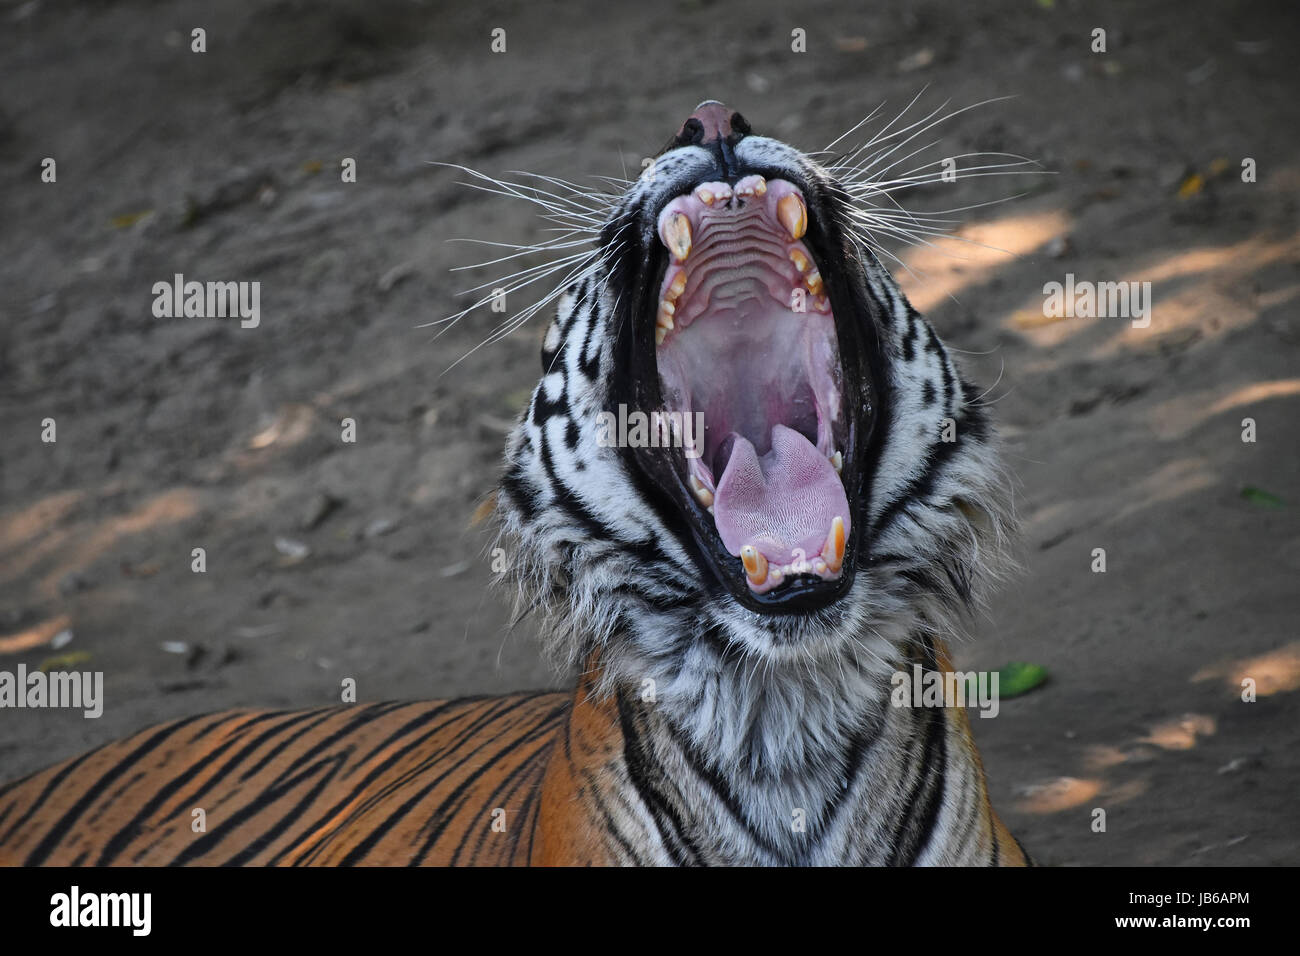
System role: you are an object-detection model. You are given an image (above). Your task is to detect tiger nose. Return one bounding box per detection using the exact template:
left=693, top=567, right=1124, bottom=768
left=678, top=100, right=750, bottom=145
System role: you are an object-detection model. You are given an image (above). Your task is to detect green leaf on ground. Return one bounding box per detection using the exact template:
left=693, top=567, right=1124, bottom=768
left=997, top=661, right=1049, bottom=698
left=1240, top=486, right=1285, bottom=508
left=39, top=651, right=92, bottom=673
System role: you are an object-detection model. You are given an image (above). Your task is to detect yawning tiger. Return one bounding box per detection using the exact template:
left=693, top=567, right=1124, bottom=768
left=0, top=101, right=1030, bottom=866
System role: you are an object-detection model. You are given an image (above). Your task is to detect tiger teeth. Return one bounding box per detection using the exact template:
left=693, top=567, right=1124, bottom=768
left=805, top=270, right=823, bottom=296
left=734, top=175, right=767, bottom=197
left=667, top=270, right=687, bottom=300
left=689, top=475, right=714, bottom=508
left=830, top=450, right=842, bottom=474
left=821, top=516, right=846, bottom=574
left=777, top=193, right=807, bottom=240
left=740, top=545, right=768, bottom=586
left=662, top=212, right=692, bottom=262
left=789, top=248, right=810, bottom=273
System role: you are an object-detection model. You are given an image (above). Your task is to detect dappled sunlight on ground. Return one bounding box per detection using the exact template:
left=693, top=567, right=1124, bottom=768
left=1003, top=231, right=1300, bottom=354
left=896, top=208, right=1071, bottom=313
left=0, top=488, right=201, bottom=603
left=1148, top=378, right=1300, bottom=440
left=1193, top=641, right=1300, bottom=698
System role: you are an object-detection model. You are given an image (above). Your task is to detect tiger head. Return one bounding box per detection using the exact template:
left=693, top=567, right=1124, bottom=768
left=492, top=101, right=1015, bottom=719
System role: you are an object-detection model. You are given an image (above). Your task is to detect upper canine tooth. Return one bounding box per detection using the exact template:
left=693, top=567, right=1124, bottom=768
left=689, top=475, right=714, bottom=508
left=821, top=516, right=846, bottom=573
left=777, top=193, right=807, bottom=240
left=805, top=270, right=823, bottom=296
left=662, top=212, right=692, bottom=261
left=667, top=271, right=687, bottom=300
left=789, top=249, right=810, bottom=273
left=740, top=545, right=769, bottom=586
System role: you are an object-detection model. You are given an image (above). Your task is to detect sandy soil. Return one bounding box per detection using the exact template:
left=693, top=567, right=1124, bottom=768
left=1, top=0, right=1297, bottom=865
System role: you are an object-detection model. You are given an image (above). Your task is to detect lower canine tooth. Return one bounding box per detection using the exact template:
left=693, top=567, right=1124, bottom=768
left=777, top=193, right=807, bottom=240
left=663, top=212, right=692, bottom=262
left=821, top=516, right=846, bottom=573
left=740, top=545, right=768, bottom=586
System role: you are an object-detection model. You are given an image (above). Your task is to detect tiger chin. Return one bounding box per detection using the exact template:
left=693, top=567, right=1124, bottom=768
left=0, top=102, right=1030, bottom=867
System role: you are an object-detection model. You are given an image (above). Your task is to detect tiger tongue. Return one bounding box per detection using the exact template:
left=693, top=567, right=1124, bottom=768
left=712, top=424, right=851, bottom=570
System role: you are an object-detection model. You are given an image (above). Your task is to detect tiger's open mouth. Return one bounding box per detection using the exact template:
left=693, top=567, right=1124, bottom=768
left=599, top=102, right=882, bottom=614
left=653, top=175, right=850, bottom=597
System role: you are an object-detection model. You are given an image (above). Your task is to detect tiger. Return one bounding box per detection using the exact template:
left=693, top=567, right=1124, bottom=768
left=0, top=100, right=1031, bottom=866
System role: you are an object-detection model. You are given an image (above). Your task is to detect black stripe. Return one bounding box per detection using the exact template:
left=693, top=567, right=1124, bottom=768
left=616, top=694, right=703, bottom=866
left=22, top=713, right=214, bottom=865
left=95, top=710, right=295, bottom=864
left=884, top=703, right=946, bottom=866
left=184, top=753, right=351, bottom=866
left=416, top=702, right=568, bottom=865
left=164, top=703, right=413, bottom=864
left=271, top=701, right=477, bottom=865
left=334, top=696, right=543, bottom=865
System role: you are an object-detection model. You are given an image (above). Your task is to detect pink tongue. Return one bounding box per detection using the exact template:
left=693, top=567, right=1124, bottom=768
left=713, top=424, right=850, bottom=567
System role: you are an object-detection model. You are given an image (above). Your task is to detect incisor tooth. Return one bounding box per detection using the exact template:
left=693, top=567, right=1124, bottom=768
left=821, top=516, right=845, bottom=573
left=696, top=187, right=715, bottom=205
left=663, top=212, right=692, bottom=261
left=689, top=475, right=714, bottom=508
left=740, top=545, right=768, bottom=586
left=777, top=193, right=807, bottom=240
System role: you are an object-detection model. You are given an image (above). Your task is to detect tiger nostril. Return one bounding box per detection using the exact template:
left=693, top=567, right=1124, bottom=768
left=677, top=117, right=705, bottom=146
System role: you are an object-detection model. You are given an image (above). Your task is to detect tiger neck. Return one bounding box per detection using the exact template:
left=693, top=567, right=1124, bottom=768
left=535, top=637, right=984, bottom=866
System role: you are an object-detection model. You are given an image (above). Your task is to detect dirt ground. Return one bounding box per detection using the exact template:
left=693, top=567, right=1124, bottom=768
left=1, top=0, right=1297, bottom=866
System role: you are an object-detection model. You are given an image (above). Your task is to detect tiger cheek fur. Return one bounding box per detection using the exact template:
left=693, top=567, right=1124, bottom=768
left=0, top=102, right=1030, bottom=867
